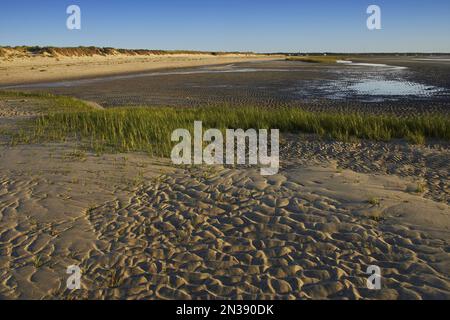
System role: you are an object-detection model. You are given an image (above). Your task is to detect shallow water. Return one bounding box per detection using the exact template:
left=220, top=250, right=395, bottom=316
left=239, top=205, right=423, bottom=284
left=349, top=80, right=444, bottom=96
left=294, top=76, right=449, bottom=102
left=295, top=61, right=449, bottom=101
left=337, top=60, right=407, bottom=70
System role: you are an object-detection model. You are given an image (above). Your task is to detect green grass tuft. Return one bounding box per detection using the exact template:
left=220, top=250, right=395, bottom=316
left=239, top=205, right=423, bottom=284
left=18, top=106, right=450, bottom=157
left=367, top=197, right=381, bottom=206
left=3, top=91, right=449, bottom=156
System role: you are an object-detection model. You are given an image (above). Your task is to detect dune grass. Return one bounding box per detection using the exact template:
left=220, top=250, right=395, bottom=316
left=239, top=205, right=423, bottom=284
left=18, top=105, right=450, bottom=156
left=0, top=46, right=256, bottom=59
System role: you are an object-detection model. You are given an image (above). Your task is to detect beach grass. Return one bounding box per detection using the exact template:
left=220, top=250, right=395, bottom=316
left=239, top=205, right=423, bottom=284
left=0, top=46, right=257, bottom=59
left=15, top=105, right=449, bottom=156
left=3, top=91, right=448, bottom=155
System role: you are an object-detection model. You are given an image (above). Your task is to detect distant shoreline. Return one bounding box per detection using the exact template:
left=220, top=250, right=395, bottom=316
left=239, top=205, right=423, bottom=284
left=0, top=46, right=263, bottom=58
left=0, top=47, right=279, bottom=86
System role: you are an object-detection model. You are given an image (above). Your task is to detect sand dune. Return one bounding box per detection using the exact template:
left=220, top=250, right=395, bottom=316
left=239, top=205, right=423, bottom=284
left=0, top=49, right=277, bottom=86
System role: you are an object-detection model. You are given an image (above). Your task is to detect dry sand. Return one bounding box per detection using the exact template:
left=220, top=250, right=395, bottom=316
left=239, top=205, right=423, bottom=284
left=282, top=134, right=450, bottom=204
left=0, top=53, right=277, bottom=86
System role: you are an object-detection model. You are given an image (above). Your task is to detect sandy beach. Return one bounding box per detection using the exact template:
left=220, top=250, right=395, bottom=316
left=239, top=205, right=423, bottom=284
left=0, top=94, right=449, bottom=299
left=0, top=49, right=277, bottom=86
left=0, top=141, right=449, bottom=299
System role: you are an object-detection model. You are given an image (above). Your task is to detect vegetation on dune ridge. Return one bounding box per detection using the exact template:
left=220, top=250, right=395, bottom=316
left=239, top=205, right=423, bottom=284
left=2, top=91, right=448, bottom=155
left=0, top=46, right=257, bottom=58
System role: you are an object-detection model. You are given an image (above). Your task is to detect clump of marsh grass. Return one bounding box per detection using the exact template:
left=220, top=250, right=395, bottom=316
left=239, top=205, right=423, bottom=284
left=23, top=106, right=450, bottom=156
left=406, top=131, right=426, bottom=145
left=367, top=197, right=381, bottom=206
left=3, top=91, right=449, bottom=156
left=32, top=255, right=46, bottom=268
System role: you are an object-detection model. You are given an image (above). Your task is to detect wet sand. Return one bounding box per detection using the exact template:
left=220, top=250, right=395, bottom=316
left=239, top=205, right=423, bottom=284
left=5, top=57, right=450, bottom=116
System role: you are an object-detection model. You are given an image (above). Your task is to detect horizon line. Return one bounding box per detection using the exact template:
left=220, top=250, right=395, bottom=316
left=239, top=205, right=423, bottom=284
left=1, top=45, right=450, bottom=55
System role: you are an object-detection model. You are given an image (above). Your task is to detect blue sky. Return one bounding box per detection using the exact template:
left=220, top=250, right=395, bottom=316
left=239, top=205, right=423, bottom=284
left=0, top=0, right=449, bottom=52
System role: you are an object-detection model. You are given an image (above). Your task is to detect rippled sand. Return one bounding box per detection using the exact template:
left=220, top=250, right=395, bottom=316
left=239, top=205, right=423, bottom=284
left=0, top=140, right=448, bottom=299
